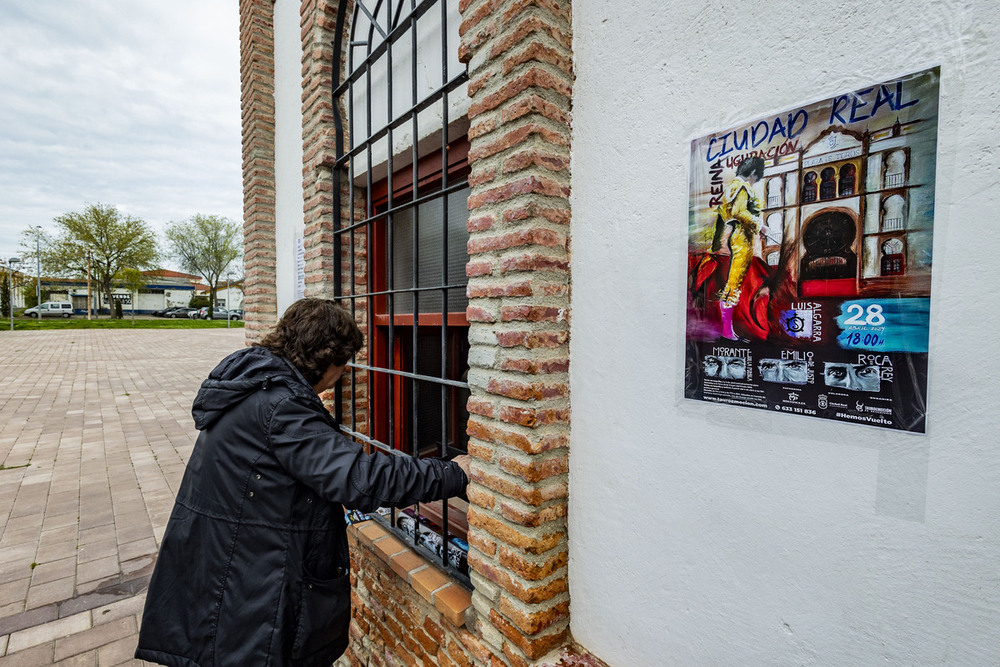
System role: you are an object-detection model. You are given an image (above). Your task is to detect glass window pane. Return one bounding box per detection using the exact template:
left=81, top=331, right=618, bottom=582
left=390, top=187, right=469, bottom=314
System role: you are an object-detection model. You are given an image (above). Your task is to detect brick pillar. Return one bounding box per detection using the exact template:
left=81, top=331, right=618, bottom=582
left=240, top=0, right=279, bottom=340
left=301, top=0, right=339, bottom=300
left=300, top=0, right=370, bottom=435
left=459, top=0, right=574, bottom=663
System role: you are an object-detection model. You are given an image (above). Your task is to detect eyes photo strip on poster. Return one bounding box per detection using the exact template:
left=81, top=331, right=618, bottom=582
left=823, top=362, right=881, bottom=392
left=758, top=358, right=810, bottom=385
left=703, top=355, right=748, bottom=380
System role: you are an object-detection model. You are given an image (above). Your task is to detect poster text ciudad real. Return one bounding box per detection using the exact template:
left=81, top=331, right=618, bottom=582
left=685, top=67, right=939, bottom=433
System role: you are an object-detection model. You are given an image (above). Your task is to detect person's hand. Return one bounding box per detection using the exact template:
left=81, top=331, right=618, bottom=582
left=451, top=454, right=471, bottom=477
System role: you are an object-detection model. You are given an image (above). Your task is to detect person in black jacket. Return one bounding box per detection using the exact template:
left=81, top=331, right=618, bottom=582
left=136, top=298, right=470, bottom=667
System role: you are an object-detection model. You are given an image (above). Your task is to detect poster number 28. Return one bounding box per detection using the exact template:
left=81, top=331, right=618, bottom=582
left=843, top=304, right=885, bottom=326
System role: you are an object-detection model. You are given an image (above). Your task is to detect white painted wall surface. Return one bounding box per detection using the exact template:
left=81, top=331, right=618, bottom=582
left=274, top=0, right=305, bottom=316
left=569, top=1, right=1000, bottom=664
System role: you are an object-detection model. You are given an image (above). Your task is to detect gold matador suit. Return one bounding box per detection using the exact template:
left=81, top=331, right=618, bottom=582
left=716, top=177, right=762, bottom=306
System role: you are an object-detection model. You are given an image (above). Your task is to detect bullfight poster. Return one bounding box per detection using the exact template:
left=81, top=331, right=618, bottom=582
left=685, top=67, right=939, bottom=433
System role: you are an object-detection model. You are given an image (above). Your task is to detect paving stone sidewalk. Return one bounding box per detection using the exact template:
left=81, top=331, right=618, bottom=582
left=0, top=329, right=245, bottom=666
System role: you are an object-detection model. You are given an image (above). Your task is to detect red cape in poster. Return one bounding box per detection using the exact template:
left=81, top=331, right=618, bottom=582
left=684, top=68, right=938, bottom=433
left=689, top=252, right=773, bottom=341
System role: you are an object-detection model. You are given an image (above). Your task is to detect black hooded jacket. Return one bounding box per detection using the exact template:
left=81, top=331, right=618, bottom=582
left=135, top=347, right=468, bottom=667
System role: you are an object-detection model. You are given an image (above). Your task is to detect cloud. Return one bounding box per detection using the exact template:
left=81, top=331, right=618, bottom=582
left=0, top=0, right=242, bottom=260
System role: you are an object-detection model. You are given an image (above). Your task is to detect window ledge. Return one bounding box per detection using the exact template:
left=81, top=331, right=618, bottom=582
left=348, top=519, right=472, bottom=627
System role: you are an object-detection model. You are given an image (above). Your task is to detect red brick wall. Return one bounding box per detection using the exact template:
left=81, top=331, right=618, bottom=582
left=240, top=0, right=279, bottom=341
left=306, top=0, right=370, bottom=441
left=458, top=0, right=575, bottom=663
left=301, top=0, right=339, bottom=300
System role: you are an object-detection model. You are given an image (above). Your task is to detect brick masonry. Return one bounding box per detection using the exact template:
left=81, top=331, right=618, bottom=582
left=240, top=0, right=279, bottom=342
left=458, top=0, right=576, bottom=663
left=300, top=0, right=339, bottom=300
left=242, top=0, right=608, bottom=664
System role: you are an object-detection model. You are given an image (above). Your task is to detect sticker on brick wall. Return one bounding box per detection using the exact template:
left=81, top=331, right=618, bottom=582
left=684, top=67, right=939, bottom=433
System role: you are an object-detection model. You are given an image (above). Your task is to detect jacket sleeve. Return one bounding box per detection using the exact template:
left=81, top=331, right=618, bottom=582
left=267, top=395, right=468, bottom=512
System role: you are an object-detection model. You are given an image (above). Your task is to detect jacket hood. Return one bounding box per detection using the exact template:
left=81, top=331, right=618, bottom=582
left=192, top=347, right=317, bottom=430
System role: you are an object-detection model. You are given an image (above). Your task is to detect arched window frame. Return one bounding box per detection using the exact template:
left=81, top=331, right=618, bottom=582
left=330, top=0, right=472, bottom=580
left=802, top=171, right=818, bottom=203
left=880, top=237, right=905, bottom=276
left=767, top=176, right=783, bottom=209
left=838, top=163, right=856, bottom=197
left=881, top=194, right=907, bottom=232
left=884, top=149, right=907, bottom=188
left=819, top=167, right=836, bottom=200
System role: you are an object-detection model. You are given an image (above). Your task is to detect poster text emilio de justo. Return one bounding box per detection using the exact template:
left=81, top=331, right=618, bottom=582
left=685, top=68, right=938, bottom=433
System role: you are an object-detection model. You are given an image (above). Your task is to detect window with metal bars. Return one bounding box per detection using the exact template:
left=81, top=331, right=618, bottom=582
left=331, top=0, right=472, bottom=583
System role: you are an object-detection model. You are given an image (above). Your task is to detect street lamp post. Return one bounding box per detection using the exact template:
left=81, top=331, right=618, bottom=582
left=34, top=227, right=41, bottom=311
left=226, top=271, right=233, bottom=329
left=7, top=257, right=20, bottom=331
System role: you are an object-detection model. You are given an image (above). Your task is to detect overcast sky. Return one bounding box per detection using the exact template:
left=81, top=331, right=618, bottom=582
left=0, top=1, right=242, bottom=265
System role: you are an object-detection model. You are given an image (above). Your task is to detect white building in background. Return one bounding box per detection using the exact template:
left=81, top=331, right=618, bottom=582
left=45, top=269, right=201, bottom=315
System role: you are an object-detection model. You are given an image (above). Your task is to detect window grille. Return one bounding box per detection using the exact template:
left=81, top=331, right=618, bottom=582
left=882, top=217, right=904, bottom=231
left=885, top=171, right=905, bottom=188
left=838, top=164, right=856, bottom=196
left=802, top=171, right=817, bottom=203
left=819, top=167, right=836, bottom=200
left=331, top=0, right=471, bottom=583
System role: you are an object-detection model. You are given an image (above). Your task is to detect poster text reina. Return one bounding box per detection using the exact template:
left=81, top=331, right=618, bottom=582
left=685, top=68, right=938, bottom=433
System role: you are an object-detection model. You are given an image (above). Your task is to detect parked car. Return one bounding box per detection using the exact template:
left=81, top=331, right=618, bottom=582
left=24, top=301, right=74, bottom=318
left=230, top=309, right=244, bottom=320
left=152, top=306, right=184, bottom=317
left=193, top=307, right=238, bottom=320
left=165, top=307, right=197, bottom=319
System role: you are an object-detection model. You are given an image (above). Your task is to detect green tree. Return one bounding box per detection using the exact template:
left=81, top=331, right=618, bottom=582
left=165, top=214, right=242, bottom=319
left=39, top=204, right=159, bottom=318
left=0, top=269, right=9, bottom=318
left=115, top=267, right=147, bottom=324
left=20, top=280, right=51, bottom=309
left=189, top=295, right=211, bottom=309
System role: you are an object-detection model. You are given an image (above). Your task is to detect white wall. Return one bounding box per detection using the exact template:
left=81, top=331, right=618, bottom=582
left=274, top=0, right=305, bottom=316
left=569, top=1, right=1000, bottom=664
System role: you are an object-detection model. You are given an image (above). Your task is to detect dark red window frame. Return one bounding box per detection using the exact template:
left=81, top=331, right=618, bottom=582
left=368, top=136, right=471, bottom=457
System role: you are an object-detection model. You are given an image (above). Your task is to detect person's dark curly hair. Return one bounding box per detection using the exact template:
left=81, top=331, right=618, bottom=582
left=254, top=298, right=364, bottom=386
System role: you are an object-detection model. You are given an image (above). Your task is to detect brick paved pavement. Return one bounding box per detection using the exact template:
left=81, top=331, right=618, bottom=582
left=0, top=329, right=245, bottom=666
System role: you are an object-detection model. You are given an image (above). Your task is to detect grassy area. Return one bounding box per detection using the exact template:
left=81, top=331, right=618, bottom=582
left=4, top=317, right=244, bottom=330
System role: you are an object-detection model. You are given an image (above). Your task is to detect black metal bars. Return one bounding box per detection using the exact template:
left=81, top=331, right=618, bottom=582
left=332, top=0, right=470, bottom=581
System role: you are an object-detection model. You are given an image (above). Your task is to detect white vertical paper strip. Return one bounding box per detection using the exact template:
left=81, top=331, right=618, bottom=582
left=295, top=236, right=305, bottom=300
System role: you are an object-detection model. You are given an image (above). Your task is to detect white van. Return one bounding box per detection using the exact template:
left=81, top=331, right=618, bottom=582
left=24, top=301, right=74, bottom=318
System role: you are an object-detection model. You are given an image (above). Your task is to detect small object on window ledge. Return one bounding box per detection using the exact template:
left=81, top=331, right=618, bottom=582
left=344, top=509, right=370, bottom=525
left=396, top=509, right=469, bottom=574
